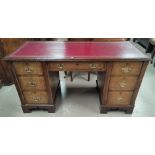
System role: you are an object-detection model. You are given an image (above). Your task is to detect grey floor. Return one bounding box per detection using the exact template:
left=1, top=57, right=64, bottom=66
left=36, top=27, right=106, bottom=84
left=0, top=43, right=155, bottom=117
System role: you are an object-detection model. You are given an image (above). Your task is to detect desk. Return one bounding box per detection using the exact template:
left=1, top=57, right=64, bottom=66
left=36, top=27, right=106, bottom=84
left=5, top=41, right=150, bottom=114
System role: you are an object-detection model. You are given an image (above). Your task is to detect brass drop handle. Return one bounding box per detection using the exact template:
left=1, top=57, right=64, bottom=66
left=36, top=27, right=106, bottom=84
left=117, top=97, right=124, bottom=103
left=121, top=66, right=132, bottom=73
left=57, top=64, right=64, bottom=69
left=33, top=97, right=41, bottom=102
left=119, top=81, right=127, bottom=88
left=24, top=66, right=33, bottom=73
left=90, top=64, right=97, bottom=69
left=28, top=81, right=37, bottom=87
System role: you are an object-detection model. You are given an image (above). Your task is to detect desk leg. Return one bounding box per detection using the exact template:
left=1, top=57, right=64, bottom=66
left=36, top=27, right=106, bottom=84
left=21, top=105, right=56, bottom=113
left=22, top=107, right=31, bottom=113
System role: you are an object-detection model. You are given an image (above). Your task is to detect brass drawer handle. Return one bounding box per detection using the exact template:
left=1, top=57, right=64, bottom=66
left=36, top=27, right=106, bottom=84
left=28, top=81, right=37, bottom=87
left=117, top=97, right=124, bottom=103
left=90, top=64, right=97, bottom=69
left=119, top=81, right=127, bottom=88
left=32, top=97, right=41, bottom=102
left=121, top=67, right=132, bottom=73
left=57, top=64, right=64, bottom=69
left=24, top=66, right=33, bottom=73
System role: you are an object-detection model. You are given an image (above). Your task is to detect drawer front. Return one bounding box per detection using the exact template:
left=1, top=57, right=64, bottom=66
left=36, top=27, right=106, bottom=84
left=48, top=62, right=106, bottom=71
left=23, top=91, right=48, bottom=104
left=109, top=76, right=138, bottom=91
left=111, top=62, right=142, bottom=75
left=107, top=91, right=133, bottom=105
left=13, top=62, right=43, bottom=75
left=19, top=76, right=46, bottom=91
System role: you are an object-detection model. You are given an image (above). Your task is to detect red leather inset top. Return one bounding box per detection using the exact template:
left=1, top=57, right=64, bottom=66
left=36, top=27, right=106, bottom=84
left=5, top=41, right=149, bottom=61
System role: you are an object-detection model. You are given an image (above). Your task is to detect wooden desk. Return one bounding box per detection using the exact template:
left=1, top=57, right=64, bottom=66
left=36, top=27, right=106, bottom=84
left=4, top=41, right=150, bottom=114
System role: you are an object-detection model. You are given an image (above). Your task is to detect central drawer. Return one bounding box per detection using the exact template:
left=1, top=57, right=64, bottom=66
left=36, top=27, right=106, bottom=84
left=19, top=76, right=46, bottom=91
left=48, top=62, right=106, bottom=71
left=23, top=91, right=48, bottom=104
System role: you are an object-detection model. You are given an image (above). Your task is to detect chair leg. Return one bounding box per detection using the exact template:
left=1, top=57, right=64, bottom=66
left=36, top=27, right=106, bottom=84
left=151, top=47, right=155, bottom=64
left=70, top=72, right=73, bottom=81
left=146, top=43, right=154, bottom=53
left=64, top=71, right=68, bottom=78
left=88, top=72, right=90, bottom=81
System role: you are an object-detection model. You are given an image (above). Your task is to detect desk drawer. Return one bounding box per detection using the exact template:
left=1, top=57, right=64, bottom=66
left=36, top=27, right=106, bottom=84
left=48, top=62, right=106, bottom=71
left=13, top=62, right=43, bottom=75
left=107, top=91, right=133, bottom=105
left=109, top=76, right=138, bottom=91
left=111, top=62, right=142, bottom=75
left=23, top=91, right=48, bottom=104
left=19, top=76, right=46, bottom=91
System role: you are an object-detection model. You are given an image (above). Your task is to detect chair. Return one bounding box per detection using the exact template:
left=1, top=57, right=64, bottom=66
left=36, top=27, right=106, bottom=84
left=133, top=38, right=150, bottom=51
left=149, top=39, right=155, bottom=66
left=66, top=38, right=93, bottom=81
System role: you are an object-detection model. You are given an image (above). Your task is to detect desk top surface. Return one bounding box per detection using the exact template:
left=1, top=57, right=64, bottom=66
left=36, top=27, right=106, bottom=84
left=5, top=41, right=150, bottom=61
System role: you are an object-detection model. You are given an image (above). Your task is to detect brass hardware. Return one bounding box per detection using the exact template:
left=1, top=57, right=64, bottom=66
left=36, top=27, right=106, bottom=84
left=117, top=97, right=124, bottom=103
left=121, top=66, right=131, bottom=73
left=32, top=97, right=41, bottom=102
left=119, top=81, right=127, bottom=88
left=57, top=64, right=64, bottom=69
left=28, top=81, right=36, bottom=87
left=90, top=64, right=97, bottom=69
left=24, top=66, right=33, bottom=73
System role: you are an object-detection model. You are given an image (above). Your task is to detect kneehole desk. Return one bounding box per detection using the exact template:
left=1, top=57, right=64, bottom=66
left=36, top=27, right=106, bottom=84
left=4, top=41, right=150, bottom=114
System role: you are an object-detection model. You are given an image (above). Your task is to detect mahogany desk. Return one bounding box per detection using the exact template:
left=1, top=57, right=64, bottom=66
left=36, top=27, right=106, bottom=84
left=4, top=41, right=150, bottom=114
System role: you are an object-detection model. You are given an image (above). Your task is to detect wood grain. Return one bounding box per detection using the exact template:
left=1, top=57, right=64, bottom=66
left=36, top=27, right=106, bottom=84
left=111, top=62, right=142, bottom=75
left=48, top=61, right=106, bottom=71
left=13, top=62, right=43, bottom=75
left=23, top=91, right=48, bottom=104
left=18, top=76, right=46, bottom=91
left=109, top=76, right=138, bottom=91
left=107, top=91, right=133, bottom=105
